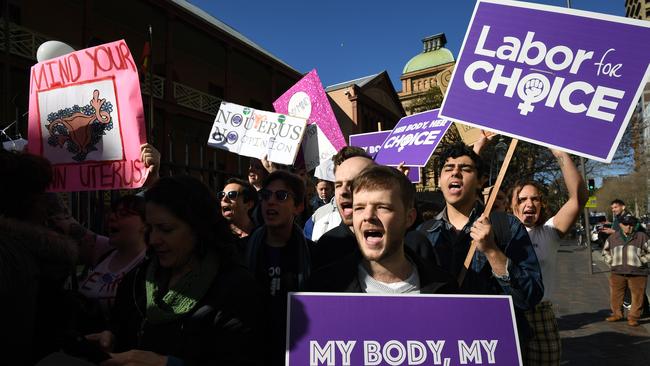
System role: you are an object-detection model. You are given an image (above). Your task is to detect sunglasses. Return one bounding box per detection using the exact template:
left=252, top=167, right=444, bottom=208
left=217, top=190, right=240, bottom=200
left=259, top=189, right=293, bottom=202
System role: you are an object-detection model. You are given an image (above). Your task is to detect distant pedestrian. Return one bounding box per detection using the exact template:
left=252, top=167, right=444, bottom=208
left=601, top=199, right=629, bottom=235
left=309, top=179, right=333, bottom=212
left=602, top=213, right=650, bottom=327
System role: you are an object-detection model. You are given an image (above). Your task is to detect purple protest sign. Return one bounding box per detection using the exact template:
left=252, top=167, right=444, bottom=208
left=439, top=0, right=650, bottom=163
left=286, top=293, right=522, bottom=366
left=349, top=131, right=421, bottom=183
left=373, top=109, right=451, bottom=167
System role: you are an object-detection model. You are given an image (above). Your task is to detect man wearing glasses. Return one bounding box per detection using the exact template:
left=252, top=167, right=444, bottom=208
left=218, top=178, right=258, bottom=238
left=603, top=213, right=650, bottom=327
left=241, top=170, right=313, bottom=366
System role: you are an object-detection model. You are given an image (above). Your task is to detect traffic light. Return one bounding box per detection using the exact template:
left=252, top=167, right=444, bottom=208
left=588, top=178, right=595, bottom=194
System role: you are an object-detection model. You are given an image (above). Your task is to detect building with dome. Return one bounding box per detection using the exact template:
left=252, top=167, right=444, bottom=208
left=398, top=33, right=455, bottom=115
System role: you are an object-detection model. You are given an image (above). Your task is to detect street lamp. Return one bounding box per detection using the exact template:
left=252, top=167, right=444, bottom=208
left=489, top=136, right=508, bottom=185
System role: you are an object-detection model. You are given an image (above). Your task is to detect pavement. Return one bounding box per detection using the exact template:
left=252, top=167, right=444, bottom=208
left=554, top=239, right=650, bottom=365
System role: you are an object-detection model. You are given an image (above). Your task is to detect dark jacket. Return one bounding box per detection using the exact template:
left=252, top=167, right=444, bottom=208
left=415, top=204, right=543, bottom=344
left=308, top=246, right=458, bottom=294
left=110, top=253, right=264, bottom=366
left=416, top=205, right=543, bottom=309
left=312, top=221, right=359, bottom=270
left=603, top=229, right=650, bottom=276
left=239, top=223, right=313, bottom=366
left=0, top=217, right=79, bottom=365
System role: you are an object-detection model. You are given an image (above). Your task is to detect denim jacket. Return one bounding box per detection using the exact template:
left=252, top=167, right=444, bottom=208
left=420, top=203, right=543, bottom=311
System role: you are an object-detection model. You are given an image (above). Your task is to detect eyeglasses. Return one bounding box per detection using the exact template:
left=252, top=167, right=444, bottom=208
left=259, top=189, right=293, bottom=202
left=217, top=191, right=240, bottom=200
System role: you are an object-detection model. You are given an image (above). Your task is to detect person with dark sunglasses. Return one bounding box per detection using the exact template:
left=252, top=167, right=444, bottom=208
left=219, top=178, right=258, bottom=239
left=241, top=170, right=313, bottom=366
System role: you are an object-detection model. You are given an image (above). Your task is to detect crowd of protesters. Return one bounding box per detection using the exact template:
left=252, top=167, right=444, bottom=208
left=2, top=129, right=648, bottom=366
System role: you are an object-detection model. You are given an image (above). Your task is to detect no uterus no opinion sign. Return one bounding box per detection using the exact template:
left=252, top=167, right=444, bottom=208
left=440, top=0, right=650, bottom=162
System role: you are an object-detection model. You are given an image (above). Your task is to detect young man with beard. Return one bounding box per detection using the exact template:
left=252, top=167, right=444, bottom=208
left=413, top=142, right=543, bottom=348
left=241, top=170, right=312, bottom=366
left=602, top=199, right=629, bottom=235
left=507, top=149, right=587, bottom=365
left=219, top=178, right=258, bottom=238
left=311, top=147, right=375, bottom=269
left=309, top=165, right=457, bottom=294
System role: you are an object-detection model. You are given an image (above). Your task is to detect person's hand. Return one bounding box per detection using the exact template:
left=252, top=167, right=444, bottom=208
left=141, top=143, right=161, bottom=187
left=48, top=213, right=84, bottom=237
left=396, top=161, right=410, bottom=177
left=260, top=154, right=277, bottom=173
left=101, top=350, right=167, bottom=366
left=472, top=130, right=495, bottom=155
left=550, top=148, right=568, bottom=159
left=601, top=227, right=615, bottom=235
left=85, top=330, right=115, bottom=353
left=470, top=214, right=497, bottom=253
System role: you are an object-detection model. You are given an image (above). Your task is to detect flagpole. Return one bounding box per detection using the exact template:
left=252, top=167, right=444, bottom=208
left=148, top=25, right=154, bottom=143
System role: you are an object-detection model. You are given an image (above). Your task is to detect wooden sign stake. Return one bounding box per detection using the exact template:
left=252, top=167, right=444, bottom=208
left=457, top=138, right=519, bottom=286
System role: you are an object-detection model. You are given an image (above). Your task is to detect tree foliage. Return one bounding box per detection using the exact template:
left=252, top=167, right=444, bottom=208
left=595, top=170, right=648, bottom=217
left=412, top=86, right=645, bottom=216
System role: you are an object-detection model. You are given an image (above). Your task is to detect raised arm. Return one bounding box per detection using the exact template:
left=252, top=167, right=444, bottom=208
left=551, top=149, right=588, bottom=236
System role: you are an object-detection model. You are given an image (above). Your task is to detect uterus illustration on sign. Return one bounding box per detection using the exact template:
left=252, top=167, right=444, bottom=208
left=38, top=79, right=124, bottom=164
left=45, top=88, right=115, bottom=162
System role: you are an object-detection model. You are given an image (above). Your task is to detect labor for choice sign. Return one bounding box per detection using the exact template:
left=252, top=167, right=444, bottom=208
left=440, top=0, right=650, bottom=162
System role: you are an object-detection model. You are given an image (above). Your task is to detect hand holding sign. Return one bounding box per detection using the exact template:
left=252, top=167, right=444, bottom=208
left=140, top=143, right=160, bottom=187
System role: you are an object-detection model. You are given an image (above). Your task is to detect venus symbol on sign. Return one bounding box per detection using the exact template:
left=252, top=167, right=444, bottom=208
left=517, top=74, right=551, bottom=115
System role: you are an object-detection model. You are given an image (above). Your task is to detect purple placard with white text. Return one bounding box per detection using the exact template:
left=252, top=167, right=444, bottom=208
left=373, top=109, right=451, bottom=167
left=349, top=131, right=421, bottom=183
left=439, top=0, right=650, bottom=163
left=286, top=293, right=522, bottom=366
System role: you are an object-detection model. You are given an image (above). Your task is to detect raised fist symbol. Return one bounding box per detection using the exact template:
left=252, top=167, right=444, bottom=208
left=523, top=78, right=545, bottom=98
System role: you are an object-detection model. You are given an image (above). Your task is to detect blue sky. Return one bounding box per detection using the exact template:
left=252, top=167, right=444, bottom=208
left=189, top=0, right=631, bottom=183
left=190, top=0, right=624, bottom=91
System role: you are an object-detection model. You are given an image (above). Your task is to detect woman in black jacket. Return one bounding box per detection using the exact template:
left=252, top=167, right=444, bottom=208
left=87, top=175, right=264, bottom=366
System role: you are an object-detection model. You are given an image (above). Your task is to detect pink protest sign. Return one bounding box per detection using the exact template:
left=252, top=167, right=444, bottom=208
left=273, top=69, right=346, bottom=173
left=28, top=40, right=148, bottom=192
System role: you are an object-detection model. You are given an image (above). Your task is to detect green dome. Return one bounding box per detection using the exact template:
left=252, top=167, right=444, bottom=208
left=403, top=47, right=455, bottom=74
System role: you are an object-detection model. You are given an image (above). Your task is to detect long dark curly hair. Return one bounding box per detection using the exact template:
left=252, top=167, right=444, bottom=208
left=144, top=175, right=233, bottom=257
left=507, top=180, right=550, bottom=227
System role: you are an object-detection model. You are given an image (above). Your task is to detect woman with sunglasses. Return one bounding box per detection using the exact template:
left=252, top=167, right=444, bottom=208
left=219, top=178, right=258, bottom=238
left=87, top=175, right=263, bottom=366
